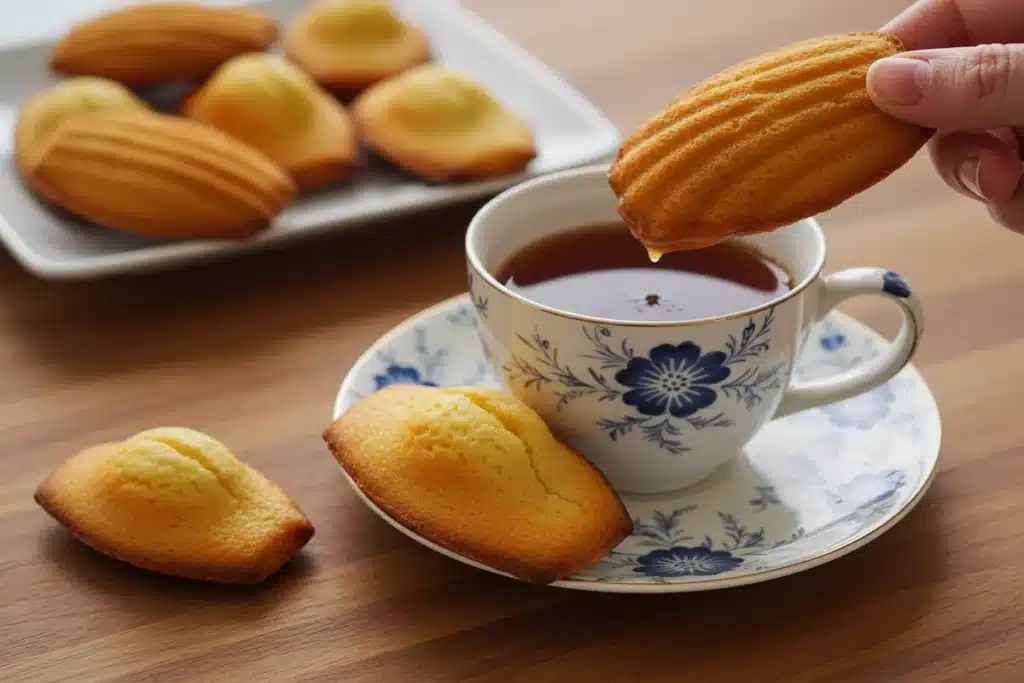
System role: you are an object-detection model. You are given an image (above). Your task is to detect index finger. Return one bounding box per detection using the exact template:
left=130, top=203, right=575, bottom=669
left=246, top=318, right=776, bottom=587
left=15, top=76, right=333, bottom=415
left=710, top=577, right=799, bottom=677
left=881, top=0, right=1024, bottom=51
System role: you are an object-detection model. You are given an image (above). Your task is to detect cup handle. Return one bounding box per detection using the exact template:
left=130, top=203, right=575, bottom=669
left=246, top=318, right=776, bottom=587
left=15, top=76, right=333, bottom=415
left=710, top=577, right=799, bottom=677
left=774, top=267, right=923, bottom=419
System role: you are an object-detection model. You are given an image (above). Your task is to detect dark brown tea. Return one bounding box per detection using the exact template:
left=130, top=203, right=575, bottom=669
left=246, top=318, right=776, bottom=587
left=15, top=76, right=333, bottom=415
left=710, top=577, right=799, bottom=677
left=495, top=222, right=792, bottom=322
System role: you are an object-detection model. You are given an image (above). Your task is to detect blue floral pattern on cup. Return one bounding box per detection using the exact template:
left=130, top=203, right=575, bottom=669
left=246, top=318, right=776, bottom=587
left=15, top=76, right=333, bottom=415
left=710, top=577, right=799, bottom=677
left=467, top=270, right=489, bottom=320
left=503, top=308, right=786, bottom=454
left=336, top=296, right=940, bottom=588
left=616, top=342, right=731, bottom=418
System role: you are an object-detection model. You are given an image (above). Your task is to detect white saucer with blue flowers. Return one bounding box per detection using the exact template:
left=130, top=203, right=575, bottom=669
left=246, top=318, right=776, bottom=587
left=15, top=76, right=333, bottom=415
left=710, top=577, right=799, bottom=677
left=333, top=294, right=941, bottom=593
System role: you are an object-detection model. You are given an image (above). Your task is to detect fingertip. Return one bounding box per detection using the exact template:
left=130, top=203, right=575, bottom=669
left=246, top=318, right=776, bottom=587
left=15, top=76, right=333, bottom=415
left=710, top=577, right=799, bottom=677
left=929, top=131, right=1023, bottom=203
left=976, top=152, right=1023, bottom=204
left=867, top=57, right=926, bottom=109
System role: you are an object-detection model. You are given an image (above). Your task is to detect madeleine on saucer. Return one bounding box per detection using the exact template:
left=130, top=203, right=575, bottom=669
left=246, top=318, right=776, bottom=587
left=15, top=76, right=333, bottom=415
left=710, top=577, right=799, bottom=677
left=323, top=384, right=632, bottom=584
left=35, top=427, right=315, bottom=584
left=283, top=0, right=432, bottom=94
left=351, top=65, right=536, bottom=182
left=183, top=52, right=360, bottom=190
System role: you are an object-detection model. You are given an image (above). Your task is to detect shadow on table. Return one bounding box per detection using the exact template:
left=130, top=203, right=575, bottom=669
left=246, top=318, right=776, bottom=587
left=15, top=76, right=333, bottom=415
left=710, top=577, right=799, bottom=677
left=0, top=200, right=484, bottom=378
left=38, top=524, right=317, bottom=619
left=338, top=487, right=947, bottom=682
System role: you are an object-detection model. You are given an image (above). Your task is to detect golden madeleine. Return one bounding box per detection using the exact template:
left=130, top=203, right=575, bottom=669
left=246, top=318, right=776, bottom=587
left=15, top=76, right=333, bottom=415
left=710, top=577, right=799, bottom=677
left=14, top=77, right=149, bottom=174
left=50, top=2, right=279, bottom=86
left=184, top=53, right=360, bottom=191
left=35, top=427, right=315, bottom=584
left=283, top=0, right=431, bottom=93
left=25, top=110, right=296, bottom=240
left=609, top=32, right=934, bottom=254
left=323, top=385, right=632, bottom=584
left=351, top=65, right=536, bottom=182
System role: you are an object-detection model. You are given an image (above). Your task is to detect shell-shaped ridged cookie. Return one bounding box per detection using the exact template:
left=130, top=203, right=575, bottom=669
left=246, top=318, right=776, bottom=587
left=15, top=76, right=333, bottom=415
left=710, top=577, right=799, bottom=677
left=609, top=32, right=935, bottom=253
left=351, top=65, right=536, bottom=182
left=283, top=0, right=432, bottom=93
left=25, top=111, right=297, bottom=239
left=183, top=53, right=360, bottom=191
left=50, top=3, right=278, bottom=85
left=14, top=76, right=149, bottom=174
left=35, top=427, right=315, bottom=584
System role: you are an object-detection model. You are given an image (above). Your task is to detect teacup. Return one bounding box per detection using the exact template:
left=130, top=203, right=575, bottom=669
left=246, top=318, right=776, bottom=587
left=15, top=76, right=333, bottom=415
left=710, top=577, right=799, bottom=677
left=464, top=164, right=923, bottom=495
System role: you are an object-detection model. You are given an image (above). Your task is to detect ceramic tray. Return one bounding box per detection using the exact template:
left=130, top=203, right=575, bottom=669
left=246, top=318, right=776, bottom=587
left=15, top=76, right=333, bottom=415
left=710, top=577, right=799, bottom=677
left=0, top=0, right=620, bottom=279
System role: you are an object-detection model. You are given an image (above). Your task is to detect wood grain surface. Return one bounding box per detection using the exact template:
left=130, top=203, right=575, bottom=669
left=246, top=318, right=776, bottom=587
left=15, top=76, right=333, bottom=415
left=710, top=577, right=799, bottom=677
left=3, top=0, right=1024, bottom=681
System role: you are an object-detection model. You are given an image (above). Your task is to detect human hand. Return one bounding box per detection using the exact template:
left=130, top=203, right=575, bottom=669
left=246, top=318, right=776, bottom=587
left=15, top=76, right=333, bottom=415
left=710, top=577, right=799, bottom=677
left=866, top=0, right=1024, bottom=230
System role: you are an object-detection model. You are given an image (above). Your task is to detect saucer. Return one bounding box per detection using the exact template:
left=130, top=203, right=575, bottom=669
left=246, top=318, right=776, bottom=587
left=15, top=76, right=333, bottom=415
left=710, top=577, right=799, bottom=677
left=332, top=294, right=941, bottom=593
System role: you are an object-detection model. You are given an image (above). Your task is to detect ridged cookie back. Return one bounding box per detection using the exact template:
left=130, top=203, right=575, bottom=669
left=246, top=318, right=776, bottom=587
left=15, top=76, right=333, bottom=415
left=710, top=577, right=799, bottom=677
left=50, top=3, right=278, bottom=85
left=609, top=32, right=934, bottom=252
left=26, top=111, right=297, bottom=239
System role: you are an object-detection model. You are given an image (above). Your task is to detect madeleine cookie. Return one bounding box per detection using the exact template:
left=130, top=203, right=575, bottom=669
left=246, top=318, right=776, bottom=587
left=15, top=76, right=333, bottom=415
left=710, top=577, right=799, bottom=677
left=50, top=3, right=278, bottom=86
left=351, top=65, right=536, bottom=182
left=14, top=77, right=149, bottom=175
left=323, top=385, right=632, bottom=584
left=24, top=110, right=296, bottom=240
left=183, top=53, right=360, bottom=191
left=35, top=427, right=315, bottom=584
left=609, top=32, right=934, bottom=254
left=283, top=0, right=431, bottom=94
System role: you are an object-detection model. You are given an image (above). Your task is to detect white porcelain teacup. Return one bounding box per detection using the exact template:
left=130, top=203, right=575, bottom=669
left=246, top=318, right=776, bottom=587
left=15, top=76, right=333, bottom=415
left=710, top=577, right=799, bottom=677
left=465, top=164, right=923, bottom=495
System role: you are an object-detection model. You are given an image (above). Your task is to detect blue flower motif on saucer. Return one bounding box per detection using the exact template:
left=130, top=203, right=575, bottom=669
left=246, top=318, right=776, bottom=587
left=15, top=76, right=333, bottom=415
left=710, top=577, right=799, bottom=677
left=616, top=343, right=731, bottom=418
left=584, top=505, right=811, bottom=582
left=506, top=308, right=786, bottom=455
left=633, top=546, right=743, bottom=577
left=373, top=364, right=438, bottom=390
left=882, top=271, right=911, bottom=298
left=347, top=305, right=491, bottom=404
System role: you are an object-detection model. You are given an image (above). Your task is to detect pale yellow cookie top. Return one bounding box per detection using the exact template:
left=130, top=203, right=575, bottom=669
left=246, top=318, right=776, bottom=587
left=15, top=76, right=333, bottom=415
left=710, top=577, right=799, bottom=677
left=36, top=427, right=314, bottom=582
left=15, top=76, right=148, bottom=169
left=283, top=0, right=432, bottom=90
left=306, top=0, right=409, bottom=45
left=186, top=53, right=334, bottom=133
left=324, top=385, right=630, bottom=582
left=357, top=65, right=507, bottom=135
left=350, top=64, right=536, bottom=181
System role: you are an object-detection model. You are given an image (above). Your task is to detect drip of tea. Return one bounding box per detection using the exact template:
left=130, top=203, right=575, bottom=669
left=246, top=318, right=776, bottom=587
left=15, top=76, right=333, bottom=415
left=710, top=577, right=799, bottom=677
left=495, top=222, right=792, bottom=322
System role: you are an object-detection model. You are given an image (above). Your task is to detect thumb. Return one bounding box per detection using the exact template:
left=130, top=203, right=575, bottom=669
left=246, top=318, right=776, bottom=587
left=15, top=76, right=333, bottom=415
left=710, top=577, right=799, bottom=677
left=867, top=44, right=1024, bottom=131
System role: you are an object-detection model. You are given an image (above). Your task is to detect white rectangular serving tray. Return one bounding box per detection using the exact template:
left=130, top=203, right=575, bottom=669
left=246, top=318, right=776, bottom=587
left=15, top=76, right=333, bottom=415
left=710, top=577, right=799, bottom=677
left=0, top=0, right=620, bottom=280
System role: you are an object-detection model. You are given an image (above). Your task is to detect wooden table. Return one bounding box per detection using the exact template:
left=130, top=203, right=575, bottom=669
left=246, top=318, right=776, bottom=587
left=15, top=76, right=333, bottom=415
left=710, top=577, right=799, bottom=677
left=3, top=0, right=1023, bottom=680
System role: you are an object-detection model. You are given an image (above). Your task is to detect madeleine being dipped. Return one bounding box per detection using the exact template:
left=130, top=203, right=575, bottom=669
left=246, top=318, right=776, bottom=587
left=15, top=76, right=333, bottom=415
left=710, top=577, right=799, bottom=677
left=184, top=53, right=360, bottom=191
left=351, top=65, right=536, bottom=182
left=35, top=427, right=314, bottom=584
left=323, top=385, right=632, bottom=584
left=283, top=0, right=432, bottom=94
left=609, top=32, right=934, bottom=254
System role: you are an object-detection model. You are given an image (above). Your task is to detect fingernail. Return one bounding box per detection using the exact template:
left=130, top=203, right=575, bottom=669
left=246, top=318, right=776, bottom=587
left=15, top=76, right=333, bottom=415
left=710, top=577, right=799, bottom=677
left=956, top=157, right=982, bottom=199
left=869, top=57, right=927, bottom=106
